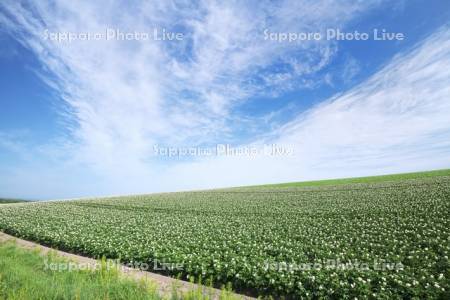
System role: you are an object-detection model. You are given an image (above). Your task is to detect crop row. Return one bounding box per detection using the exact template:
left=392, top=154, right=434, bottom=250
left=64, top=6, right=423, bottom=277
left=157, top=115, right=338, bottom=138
left=0, top=177, right=449, bottom=298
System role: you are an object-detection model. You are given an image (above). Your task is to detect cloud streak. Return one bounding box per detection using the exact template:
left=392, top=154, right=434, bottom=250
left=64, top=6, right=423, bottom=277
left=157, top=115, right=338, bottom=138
left=155, top=26, right=450, bottom=190
left=0, top=1, right=449, bottom=198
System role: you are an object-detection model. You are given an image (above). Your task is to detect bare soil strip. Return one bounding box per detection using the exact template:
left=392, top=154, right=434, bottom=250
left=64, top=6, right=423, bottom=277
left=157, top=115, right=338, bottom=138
left=0, top=232, right=254, bottom=299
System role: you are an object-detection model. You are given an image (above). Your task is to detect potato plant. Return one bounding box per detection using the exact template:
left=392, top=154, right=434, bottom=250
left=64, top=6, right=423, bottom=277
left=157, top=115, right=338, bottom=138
left=0, top=176, right=449, bottom=298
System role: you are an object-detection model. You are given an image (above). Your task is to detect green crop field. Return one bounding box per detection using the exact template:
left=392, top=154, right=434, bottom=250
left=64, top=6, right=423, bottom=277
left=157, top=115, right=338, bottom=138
left=0, top=170, right=449, bottom=298
left=0, top=198, right=29, bottom=204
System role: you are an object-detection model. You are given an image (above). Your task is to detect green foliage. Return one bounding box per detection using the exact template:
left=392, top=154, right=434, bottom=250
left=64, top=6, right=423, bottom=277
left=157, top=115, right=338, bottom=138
left=0, top=174, right=449, bottom=298
left=0, top=199, right=29, bottom=204
left=248, top=168, right=450, bottom=188
left=0, top=241, right=162, bottom=300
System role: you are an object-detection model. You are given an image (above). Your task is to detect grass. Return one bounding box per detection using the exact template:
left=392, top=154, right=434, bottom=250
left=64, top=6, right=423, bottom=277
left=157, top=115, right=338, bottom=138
left=0, top=241, right=162, bottom=300
left=253, top=168, right=450, bottom=188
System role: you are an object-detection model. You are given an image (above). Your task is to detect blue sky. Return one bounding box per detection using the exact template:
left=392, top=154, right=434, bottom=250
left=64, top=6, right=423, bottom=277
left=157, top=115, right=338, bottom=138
left=0, top=0, right=449, bottom=199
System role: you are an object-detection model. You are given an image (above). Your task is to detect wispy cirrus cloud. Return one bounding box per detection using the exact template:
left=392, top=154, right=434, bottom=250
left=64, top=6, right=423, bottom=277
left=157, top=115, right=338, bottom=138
left=274, top=26, right=450, bottom=172
left=0, top=1, right=382, bottom=172
left=1, top=1, right=449, bottom=199
left=155, top=26, right=450, bottom=190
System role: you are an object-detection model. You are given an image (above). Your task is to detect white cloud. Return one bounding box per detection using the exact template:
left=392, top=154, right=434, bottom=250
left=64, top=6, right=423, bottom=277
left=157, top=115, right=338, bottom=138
left=1, top=1, right=449, bottom=199
left=151, top=26, right=450, bottom=190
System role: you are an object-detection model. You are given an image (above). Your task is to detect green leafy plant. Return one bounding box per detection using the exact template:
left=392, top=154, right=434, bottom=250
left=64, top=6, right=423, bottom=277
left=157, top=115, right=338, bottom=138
left=0, top=173, right=449, bottom=298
